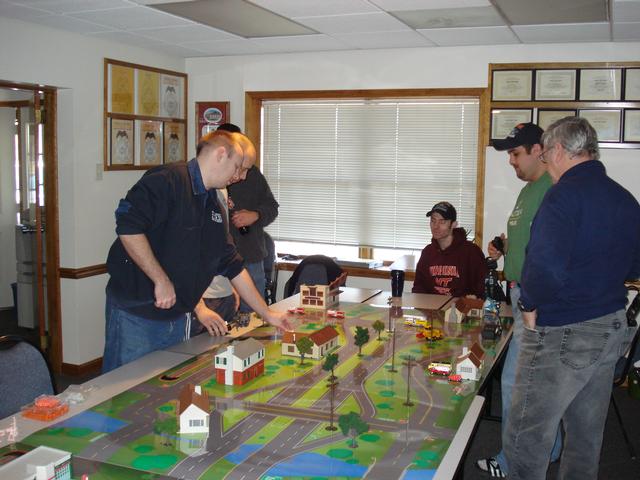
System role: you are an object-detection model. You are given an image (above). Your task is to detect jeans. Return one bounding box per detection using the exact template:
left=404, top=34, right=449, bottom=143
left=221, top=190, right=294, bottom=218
left=495, top=286, right=562, bottom=473
left=239, top=261, right=266, bottom=313
left=102, top=293, right=189, bottom=373
left=191, top=294, right=238, bottom=336
left=504, top=310, right=631, bottom=480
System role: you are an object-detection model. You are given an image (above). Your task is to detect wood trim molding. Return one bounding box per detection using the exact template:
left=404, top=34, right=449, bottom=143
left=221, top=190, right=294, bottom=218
left=0, top=100, right=30, bottom=108
left=61, top=357, right=102, bottom=377
left=59, top=264, right=108, bottom=279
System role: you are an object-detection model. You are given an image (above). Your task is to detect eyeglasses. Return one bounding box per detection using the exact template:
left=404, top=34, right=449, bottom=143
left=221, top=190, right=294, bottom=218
left=537, top=149, right=550, bottom=163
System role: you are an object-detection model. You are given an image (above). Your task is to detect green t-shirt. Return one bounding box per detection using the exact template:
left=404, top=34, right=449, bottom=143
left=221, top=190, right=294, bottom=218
left=504, top=172, right=552, bottom=282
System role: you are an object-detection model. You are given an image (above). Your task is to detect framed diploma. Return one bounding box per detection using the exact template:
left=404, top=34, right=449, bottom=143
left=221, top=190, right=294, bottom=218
left=623, top=109, right=640, bottom=142
left=164, top=122, right=186, bottom=163
left=537, top=109, right=577, bottom=131
left=137, top=120, right=163, bottom=166
left=579, top=69, right=622, bottom=101
left=535, top=70, right=577, bottom=101
left=490, top=109, right=533, bottom=140
left=624, top=68, right=640, bottom=101
left=109, top=119, right=134, bottom=166
left=578, top=109, right=621, bottom=142
left=492, top=70, right=533, bottom=101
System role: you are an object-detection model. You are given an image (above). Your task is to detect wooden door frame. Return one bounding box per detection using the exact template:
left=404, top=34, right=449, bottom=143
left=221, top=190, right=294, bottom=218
left=0, top=81, right=62, bottom=373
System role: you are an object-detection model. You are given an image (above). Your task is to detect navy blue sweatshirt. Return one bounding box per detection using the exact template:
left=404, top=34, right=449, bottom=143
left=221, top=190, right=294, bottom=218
left=520, top=160, right=640, bottom=326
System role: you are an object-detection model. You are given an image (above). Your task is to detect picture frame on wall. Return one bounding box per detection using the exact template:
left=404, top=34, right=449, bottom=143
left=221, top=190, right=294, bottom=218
left=109, top=118, right=134, bottom=166
left=623, top=109, right=640, bottom=142
left=137, top=120, right=163, bottom=166
left=490, top=109, right=533, bottom=140
left=196, top=101, right=230, bottom=142
left=164, top=122, right=186, bottom=163
left=579, top=68, right=622, bottom=101
left=625, top=68, right=640, bottom=101
left=537, top=109, right=577, bottom=131
left=535, top=69, right=577, bottom=101
left=578, top=109, right=621, bottom=142
left=492, top=70, right=533, bottom=101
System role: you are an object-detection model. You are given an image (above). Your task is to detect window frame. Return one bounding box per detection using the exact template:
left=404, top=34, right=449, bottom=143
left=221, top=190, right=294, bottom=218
left=245, top=88, right=489, bottom=249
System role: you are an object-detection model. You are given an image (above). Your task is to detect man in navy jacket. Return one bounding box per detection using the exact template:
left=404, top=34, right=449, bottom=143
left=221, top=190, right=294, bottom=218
left=504, top=116, right=640, bottom=479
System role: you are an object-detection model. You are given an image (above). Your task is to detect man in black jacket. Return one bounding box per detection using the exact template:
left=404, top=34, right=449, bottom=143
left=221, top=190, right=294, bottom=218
left=103, top=130, right=290, bottom=372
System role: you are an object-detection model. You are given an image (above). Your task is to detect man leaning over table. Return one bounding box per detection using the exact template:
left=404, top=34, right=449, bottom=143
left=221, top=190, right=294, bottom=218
left=504, top=116, right=640, bottom=480
left=103, top=130, right=291, bottom=373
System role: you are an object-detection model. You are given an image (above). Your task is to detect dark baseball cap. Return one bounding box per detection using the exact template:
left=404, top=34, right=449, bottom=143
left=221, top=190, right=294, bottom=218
left=493, top=122, right=543, bottom=151
left=427, top=202, right=456, bottom=221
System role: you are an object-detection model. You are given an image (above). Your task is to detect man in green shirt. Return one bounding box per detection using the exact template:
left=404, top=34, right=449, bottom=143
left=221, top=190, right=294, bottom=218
left=476, top=123, right=560, bottom=478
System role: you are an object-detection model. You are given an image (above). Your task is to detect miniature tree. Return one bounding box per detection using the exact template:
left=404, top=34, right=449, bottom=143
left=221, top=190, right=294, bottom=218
left=354, top=326, right=370, bottom=357
left=338, top=411, right=369, bottom=448
left=322, top=352, right=339, bottom=381
left=372, top=320, right=385, bottom=340
left=296, top=336, right=314, bottom=366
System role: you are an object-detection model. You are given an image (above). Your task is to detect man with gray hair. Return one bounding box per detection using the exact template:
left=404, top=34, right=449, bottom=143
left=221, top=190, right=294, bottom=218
left=504, top=116, right=640, bottom=479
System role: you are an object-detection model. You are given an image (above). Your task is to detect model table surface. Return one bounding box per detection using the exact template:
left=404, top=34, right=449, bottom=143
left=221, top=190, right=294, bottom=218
left=0, top=299, right=511, bottom=480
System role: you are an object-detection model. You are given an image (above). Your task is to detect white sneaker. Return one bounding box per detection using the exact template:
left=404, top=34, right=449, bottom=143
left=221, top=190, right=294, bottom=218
left=476, top=457, right=506, bottom=478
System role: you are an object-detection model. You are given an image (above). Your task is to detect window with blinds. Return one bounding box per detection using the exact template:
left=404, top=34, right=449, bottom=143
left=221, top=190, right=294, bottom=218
left=262, top=98, right=480, bottom=251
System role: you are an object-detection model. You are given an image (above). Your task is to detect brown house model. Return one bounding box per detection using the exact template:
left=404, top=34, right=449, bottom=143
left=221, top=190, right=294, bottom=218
left=177, top=384, right=210, bottom=434
left=299, top=272, right=348, bottom=310
left=445, top=297, right=484, bottom=323
left=281, top=325, right=339, bottom=360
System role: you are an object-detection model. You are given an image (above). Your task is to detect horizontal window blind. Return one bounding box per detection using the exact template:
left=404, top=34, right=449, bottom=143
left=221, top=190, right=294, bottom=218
left=262, top=98, right=479, bottom=250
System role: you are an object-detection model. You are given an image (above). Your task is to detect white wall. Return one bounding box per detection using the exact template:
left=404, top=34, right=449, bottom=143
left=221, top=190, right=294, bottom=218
left=0, top=16, right=185, bottom=364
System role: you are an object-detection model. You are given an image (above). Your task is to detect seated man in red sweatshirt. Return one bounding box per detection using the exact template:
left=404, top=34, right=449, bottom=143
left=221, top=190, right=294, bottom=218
left=412, top=202, right=487, bottom=298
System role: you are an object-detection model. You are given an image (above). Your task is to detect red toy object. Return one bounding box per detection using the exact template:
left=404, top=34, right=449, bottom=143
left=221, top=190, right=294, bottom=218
left=448, top=374, right=463, bottom=383
left=327, top=310, right=345, bottom=319
left=22, top=395, right=69, bottom=421
left=287, top=307, right=305, bottom=314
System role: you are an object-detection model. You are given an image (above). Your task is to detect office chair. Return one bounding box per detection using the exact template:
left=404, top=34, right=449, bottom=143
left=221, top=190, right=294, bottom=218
left=610, top=286, right=640, bottom=459
left=263, top=232, right=277, bottom=305
left=0, top=335, right=55, bottom=418
left=283, top=255, right=345, bottom=298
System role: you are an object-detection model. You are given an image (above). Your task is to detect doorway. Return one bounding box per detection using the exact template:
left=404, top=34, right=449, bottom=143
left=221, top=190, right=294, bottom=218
left=0, top=82, right=61, bottom=372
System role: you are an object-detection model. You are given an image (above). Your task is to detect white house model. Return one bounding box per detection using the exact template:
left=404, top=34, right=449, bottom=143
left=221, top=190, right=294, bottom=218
left=455, top=343, right=485, bottom=381
left=214, top=338, right=265, bottom=386
left=299, top=272, right=347, bottom=310
left=177, top=384, right=210, bottom=434
left=0, top=446, right=71, bottom=480
left=281, top=326, right=339, bottom=360
left=445, top=297, right=484, bottom=323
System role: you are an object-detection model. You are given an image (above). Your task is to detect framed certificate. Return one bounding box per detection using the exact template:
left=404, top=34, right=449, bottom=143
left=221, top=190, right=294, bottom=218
left=137, top=120, right=163, bottom=166
left=624, top=68, right=640, bottom=101
left=109, top=118, right=134, bottom=166
left=537, top=109, right=577, bottom=131
left=535, top=70, right=577, bottom=101
left=578, top=109, right=621, bottom=142
left=579, top=69, right=622, bottom=101
left=490, top=109, right=533, bottom=140
left=492, top=70, right=533, bottom=101
left=623, top=109, right=640, bottom=142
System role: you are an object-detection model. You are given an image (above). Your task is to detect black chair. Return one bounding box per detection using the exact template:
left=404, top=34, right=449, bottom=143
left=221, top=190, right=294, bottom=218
left=610, top=286, right=640, bottom=459
left=0, top=335, right=55, bottom=418
left=263, top=232, right=277, bottom=305
left=283, top=255, right=345, bottom=298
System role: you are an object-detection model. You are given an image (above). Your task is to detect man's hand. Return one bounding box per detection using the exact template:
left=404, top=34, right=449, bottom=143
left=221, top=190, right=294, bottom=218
left=522, top=310, right=537, bottom=330
left=488, top=233, right=507, bottom=260
left=195, top=302, right=229, bottom=336
left=232, top=210, right=259, bottom=228
left=262, top=308, right=293, bottom=331
left=154, top=278, right=177, bottom=309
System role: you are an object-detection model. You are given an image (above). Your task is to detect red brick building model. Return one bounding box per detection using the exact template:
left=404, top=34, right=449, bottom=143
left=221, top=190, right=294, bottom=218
left=281, top=325, right=339, bottom=360
left=214, top=338, right=265, bottom=386
left=300, top=272, right=348, bottom=310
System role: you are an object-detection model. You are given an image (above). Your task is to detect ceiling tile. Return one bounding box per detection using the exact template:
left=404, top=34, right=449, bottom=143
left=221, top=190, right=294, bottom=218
left=494, top=0, right=607, bottom=25
left=143, top=42, right=207, bottom=57
left=18, top=0, right=134, bottom=14
left=134, top=24, right=238, bottom=43
left=180, top=38, right=270, bottom=56
left=252, top=33, right=350, bottom=53
left=0, top=2, right=51, bottom=20
left=419, top=25, right=518, bottom=46
left=391, top=6, right=504, bottom=29
left=293, top=11, right=411, bottom=34
left=69, top=6, right=192, bottom=30
left=333, top=29, right=435, bottom=49
left=26, top=14, right=114, bottom=33
left=512, top=22, right=610, bottom=43
left=613, top=21, right=640, bottom=40
left=370, top=0, right=491, bottom=11
left=90, top=30, right=165, bottom=46
left=249, top=0, right=379, bottom=18
left=612, top=0, right=640, bottom=22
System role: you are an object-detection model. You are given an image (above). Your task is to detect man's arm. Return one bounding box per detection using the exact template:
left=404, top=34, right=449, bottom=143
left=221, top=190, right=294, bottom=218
left=194, top=299, right=228, bottom=336
left=119, top=234, right=175, bottom=309
left=230, top=269, right=292, bottom=331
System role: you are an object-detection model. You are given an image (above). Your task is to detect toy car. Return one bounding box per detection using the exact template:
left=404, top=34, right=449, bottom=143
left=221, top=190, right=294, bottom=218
left=417, top=328, right=443, bottom=341
left=448, top=374, right=462, bottom=383
left=287, top=307, right=305, bottom=314
left=427, top=362, right=452, bottom=376
left=327, top=310, right=345, bottom=319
